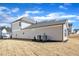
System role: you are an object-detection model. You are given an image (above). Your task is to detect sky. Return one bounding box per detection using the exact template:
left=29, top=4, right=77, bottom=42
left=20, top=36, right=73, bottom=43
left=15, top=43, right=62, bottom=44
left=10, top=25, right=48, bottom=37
left=0, top=3, right=79, bottom=29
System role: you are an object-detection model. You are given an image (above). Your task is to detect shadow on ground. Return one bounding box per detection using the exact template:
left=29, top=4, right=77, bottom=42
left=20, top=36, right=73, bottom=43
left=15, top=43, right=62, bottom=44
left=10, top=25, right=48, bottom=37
left=1, top=38, right=68, bottom=43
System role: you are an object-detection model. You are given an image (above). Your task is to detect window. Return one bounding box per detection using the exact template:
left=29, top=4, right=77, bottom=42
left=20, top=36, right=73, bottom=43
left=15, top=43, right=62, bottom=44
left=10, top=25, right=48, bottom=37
left=16, top=34, right=17, bottom=36
left=64, top=29, right=67, bottom=36
left=65, top=30, right=66, bottom=36
left=23, top=32, right=24, bottom=35
left=19, top=22, right=21, bottom=26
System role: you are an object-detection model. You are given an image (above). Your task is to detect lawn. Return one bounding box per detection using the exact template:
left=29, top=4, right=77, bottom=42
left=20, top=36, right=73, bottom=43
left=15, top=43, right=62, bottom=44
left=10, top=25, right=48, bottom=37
left=0, top=34, right=79, bottom=56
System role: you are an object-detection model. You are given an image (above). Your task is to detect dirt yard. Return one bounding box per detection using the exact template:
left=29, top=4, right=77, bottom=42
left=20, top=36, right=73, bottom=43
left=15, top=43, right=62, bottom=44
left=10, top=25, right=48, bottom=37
left=0, top=34, right=79, bottom=56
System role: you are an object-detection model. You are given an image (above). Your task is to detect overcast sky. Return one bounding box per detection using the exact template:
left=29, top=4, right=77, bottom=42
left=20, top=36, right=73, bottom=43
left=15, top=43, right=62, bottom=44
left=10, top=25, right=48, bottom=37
left=0, top=3, right=79, bottom=29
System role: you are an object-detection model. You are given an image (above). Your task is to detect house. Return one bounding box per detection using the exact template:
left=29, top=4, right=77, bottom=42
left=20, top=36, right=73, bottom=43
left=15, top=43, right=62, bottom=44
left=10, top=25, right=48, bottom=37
left=68, top=23, right=73, bottom=35
left=73, top=29, right=79, bottom=34
left=12, top=17, right=69, bottom=41
left=1, top=26, right=11, bottom=38
left=74, top=29, right=79, bottom=33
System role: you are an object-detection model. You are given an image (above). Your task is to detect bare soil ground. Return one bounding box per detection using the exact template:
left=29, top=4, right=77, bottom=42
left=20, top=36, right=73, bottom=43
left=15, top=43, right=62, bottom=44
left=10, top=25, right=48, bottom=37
left=0, top=34, right=79, bottom=56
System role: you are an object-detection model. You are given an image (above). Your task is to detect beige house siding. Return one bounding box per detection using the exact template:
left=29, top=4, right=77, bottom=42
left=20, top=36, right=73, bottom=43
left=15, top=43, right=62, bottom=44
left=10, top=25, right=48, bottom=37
left=12, top=21, right=21, bottom=32
left=12, top=21, right=21, bottom=38
left=12, top=24, right=64, bottom=41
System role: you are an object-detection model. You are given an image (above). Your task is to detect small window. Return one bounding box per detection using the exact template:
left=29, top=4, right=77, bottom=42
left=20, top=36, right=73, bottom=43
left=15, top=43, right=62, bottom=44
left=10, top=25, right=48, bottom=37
left=23, top=32, right=24, bottom=35
left=16, top=34, right=17, bottom=36
left=19, top=22, right=21, bottom=26
left=64, top=29, right=67, bottom=36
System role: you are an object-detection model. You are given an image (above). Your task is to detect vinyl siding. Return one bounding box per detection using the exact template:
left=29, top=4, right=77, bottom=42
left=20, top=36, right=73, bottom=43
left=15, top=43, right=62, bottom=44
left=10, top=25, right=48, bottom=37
left=12, top=24, right=63, bottom=41
left=12, top=21, right=21, bottom=32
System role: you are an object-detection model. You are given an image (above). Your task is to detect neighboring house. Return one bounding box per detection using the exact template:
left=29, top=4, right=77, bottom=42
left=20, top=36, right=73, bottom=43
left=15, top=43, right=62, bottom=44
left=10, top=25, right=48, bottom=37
left=68, top=23, right=73, bottom=35
left=1, top=26, right=11, bottom=38
left=76, top=31, right=79, bottom=34
left=12, top=17, right=69, bottom=41
left=74, top=29, right=79, bottom=33
left=74, top=29, right=79, bottom=34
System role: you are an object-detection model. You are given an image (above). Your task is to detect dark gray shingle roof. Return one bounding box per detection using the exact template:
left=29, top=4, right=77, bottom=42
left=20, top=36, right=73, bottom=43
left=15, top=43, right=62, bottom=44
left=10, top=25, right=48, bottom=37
left=23, top=19, right=67, bottom=29
left=12, top=17, right=35, bottom=24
